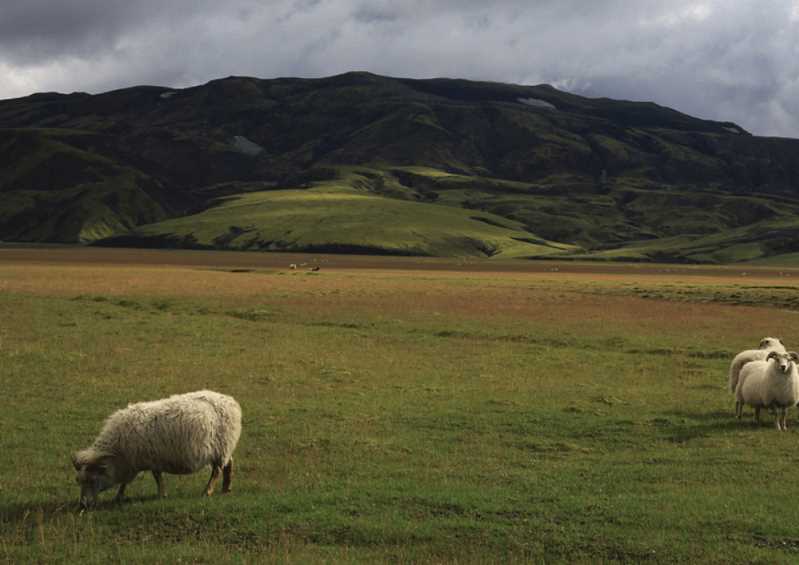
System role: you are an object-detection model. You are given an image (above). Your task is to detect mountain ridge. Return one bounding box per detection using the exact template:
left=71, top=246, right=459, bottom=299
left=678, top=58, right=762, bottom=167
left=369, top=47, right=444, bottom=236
left=1, top=72, right=798, bottom=262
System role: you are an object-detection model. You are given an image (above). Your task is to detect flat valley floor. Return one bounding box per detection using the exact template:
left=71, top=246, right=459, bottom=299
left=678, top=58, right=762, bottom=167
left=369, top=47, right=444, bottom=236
left=2, top=247, right=799, bottom=563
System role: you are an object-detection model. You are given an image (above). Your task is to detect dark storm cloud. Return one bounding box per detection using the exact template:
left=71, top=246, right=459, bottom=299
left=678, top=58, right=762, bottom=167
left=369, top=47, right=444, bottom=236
left=0, top=1, right=221, bottom=62
left=1, top=0, right=798, bottom=137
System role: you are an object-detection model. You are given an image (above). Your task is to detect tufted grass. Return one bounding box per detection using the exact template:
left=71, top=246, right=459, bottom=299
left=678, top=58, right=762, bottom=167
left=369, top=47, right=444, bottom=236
left=2, top=249, right=799, bottom=563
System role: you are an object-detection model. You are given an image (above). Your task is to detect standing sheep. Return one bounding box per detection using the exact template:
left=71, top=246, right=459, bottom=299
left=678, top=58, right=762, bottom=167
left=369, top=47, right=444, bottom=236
left=735, top=351, right=799, bottom=430
left=72, top=390, right=242, bottom=508
left=728, top=337, right=786, bottom=395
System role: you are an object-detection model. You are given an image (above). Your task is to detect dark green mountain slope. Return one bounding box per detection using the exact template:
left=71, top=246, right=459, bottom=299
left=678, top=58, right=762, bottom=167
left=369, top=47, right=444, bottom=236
left=1, top=72, right=798, bottom=261
left=0, top=128, right=167, bottom=242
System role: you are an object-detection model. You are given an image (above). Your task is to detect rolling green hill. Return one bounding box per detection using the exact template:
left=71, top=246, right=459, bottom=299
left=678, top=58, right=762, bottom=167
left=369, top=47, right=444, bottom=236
left=102, top=170, right=574, bottom=258
left=1, top=72, right=798, bottom=262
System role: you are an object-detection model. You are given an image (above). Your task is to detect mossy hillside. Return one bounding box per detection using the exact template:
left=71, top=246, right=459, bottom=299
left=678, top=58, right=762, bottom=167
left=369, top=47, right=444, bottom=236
left=0, top=179, right=166, bottom=243
left=126, top=176, right=574, bottom=258
left=0, top=129, right=167, bottom=242
left=376, top=166, right=799, bottom=260
left=0, top=128, right=116, bottom=191
left=2, top=72, right=799, bottom=261
left=555, top=217, right=799, bottom=264
left=747, top=252, right=799, bottom=266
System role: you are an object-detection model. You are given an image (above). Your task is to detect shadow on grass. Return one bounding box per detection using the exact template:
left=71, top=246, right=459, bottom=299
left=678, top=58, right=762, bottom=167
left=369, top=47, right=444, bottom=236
left=0, top=499, right=77, bottom=525
left=0, top=494, right=163, bottom=524
left=656, top=409, right=755, bottom=443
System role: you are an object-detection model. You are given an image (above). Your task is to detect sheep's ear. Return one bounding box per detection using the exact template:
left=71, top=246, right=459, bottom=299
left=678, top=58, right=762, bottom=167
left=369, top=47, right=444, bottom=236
left=767, top=351, right=780, bottom=361
left=760, top=338, right=770, bottom=348
left=790, top=352, right=799, bottom=362
left=72, top=449, right=110, bottom=472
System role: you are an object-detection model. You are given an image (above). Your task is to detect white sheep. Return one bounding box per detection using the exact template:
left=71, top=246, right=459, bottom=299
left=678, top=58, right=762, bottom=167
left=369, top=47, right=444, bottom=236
left=728, top=337, right=786, bottom=394
left=72, top=390, right=242, bottom=508
left=735, top=351, right=799, bottom=430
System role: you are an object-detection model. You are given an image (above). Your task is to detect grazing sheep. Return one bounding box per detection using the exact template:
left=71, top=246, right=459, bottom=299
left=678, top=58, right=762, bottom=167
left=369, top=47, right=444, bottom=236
left=728, top=337, right=786, bottom=394
left=735, top=351, right=799, bottom=430
left=72, top=390, right=242, bottom=508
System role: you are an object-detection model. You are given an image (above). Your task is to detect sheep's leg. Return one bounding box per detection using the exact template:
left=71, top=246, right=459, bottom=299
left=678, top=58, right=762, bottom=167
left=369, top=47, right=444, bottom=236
left=114, top=482, right=128, bottom=503
left=735, top=401, right=742, bottom=419
left=754, top=407, right=761, bottom=425
left=204, top=464, right=222, bottom=497
left=153, top=471, right=166, bottom=498
left=222, top=457, right=233, bottom=494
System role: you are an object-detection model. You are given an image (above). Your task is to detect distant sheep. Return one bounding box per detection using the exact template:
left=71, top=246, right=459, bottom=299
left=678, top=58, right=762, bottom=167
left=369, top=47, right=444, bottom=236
left=728, top=337, right=786, bottom=395
left=735, top=351, right=799, bottom=430
left=72, top=390, right=242, bottom=508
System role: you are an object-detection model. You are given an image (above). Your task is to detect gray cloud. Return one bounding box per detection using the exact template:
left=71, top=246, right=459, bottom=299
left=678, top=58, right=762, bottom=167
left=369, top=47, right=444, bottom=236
left=1, top=0, right=798, bottom=137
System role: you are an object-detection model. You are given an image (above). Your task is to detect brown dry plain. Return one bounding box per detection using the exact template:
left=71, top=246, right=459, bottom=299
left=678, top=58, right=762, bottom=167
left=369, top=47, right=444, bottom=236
left=0, top=247, right=797, bottom=326
left=1, top=246, right=798, bottom=355
left=5, top=246, right=799, bottom=563
left=1, top=244, right=796, bottom=277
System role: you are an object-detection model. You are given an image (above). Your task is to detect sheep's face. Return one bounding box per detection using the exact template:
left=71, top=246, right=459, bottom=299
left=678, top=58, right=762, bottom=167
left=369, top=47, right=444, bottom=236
left=767, top=351, right=799, bottom=374
left=72, top=454, right=117, bottom=509
left=760, top=337, right=784, bottom=350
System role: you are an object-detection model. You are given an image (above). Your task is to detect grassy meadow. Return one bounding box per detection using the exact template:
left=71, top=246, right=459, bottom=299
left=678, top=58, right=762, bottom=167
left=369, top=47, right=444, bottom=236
left=2, top=248, right=799, bottom=563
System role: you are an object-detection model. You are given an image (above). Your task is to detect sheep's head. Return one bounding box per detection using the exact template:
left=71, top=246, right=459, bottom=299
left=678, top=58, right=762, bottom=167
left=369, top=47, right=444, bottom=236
left=767, top=351, right=799, bottom=374
left=759, top=337, right=785, bottom=350
left=72, top=449, right=118, bottom=509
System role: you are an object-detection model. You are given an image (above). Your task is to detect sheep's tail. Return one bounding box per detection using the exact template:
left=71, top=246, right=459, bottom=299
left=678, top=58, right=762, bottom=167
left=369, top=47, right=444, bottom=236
left=729, top=359, right=743, bottom=393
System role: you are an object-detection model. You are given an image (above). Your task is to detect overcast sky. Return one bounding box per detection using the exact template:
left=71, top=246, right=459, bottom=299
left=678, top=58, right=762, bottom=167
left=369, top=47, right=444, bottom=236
left=1, top=0, right=798, bottom=137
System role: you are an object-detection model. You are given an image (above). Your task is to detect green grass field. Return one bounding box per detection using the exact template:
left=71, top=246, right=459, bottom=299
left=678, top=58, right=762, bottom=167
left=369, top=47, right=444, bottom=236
left=2, top=249, right=799, bottom=563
